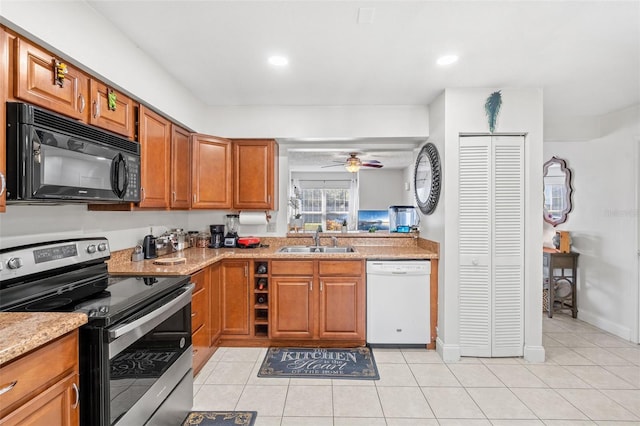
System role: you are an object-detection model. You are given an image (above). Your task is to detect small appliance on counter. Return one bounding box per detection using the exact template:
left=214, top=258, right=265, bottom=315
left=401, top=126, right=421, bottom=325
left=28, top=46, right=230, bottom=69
left=209, top=224, right=225, bottom=248
left=142, top=234, right=157, bottom=259
left=224, top=214, right=240, bottom=247
left=388, top=205, right=420, bottom=233
left=237, top=236, right=261, bottom=248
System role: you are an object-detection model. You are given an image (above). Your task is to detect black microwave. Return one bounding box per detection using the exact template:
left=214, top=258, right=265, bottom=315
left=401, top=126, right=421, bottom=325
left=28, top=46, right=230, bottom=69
left=6, top=102, right=140, bottom=203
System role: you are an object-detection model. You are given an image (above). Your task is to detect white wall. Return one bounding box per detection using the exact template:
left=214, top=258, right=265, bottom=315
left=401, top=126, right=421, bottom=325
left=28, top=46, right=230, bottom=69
left=359, top=169, right=406, bottom=210
left=544, top=105, right=640, bottom=342
left=426, top=88, right=545, bottom=362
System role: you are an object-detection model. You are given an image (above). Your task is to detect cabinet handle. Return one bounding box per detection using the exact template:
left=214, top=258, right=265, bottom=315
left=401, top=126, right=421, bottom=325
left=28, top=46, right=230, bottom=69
left=320, top=281, right=323, bottom=291
left=93, top=99, right=100, bottom=118
left=78, top=94, right=86, bottom=113
left=72, top=383, right=79, bottom=409
left=309, top=281, right=312, bottom=291
left=268, top=195, right=271, bottom=203
left=140, top=187, right=145, bottom=202
left=0, top=380, right=17, bottom=395
left=173, top=191, right=176, bottom=202
left=245, top=266, right=248, bottom=277
left=0, top=172, right=5, bottom=197
left=191, top=312, right=197, bottom=317
left=193, top=194, right=196, bottom=204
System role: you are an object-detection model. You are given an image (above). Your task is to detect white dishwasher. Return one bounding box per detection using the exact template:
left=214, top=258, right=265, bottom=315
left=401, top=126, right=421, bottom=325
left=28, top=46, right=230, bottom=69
left=366, top=260, right=431, bottom=345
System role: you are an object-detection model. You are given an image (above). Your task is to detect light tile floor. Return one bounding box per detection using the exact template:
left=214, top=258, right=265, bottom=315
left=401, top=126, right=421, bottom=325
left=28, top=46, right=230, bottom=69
left=193, top=315, right=640, bottom=425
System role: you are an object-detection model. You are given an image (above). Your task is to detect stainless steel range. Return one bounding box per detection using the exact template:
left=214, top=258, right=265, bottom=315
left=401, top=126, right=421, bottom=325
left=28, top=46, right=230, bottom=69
left=0, top=238, right=193, bottom=426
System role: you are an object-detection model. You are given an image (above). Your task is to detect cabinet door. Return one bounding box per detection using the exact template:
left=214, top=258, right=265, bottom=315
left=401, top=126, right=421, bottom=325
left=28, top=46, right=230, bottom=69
left=170, top=125, right=191, bottom=209
left=209, top=263, right=222, bottom=344
left=318, top=276, right=365, bottom=340
left=14, top=38, right=88, bottom=120
left=192, top=134, right=232, bottom=209
left=232, top=139, right=278, bottom=210
left=0, top=373, right=79, bottom=426
left=220, top=261, right=250, bottom=335
left=270, top=277, right=314, bottom=339
left=88, top=80, right=136, bottom=138
left=138, top=105, right=171, bottom=208
left=0, top=28, right=8, bottom=213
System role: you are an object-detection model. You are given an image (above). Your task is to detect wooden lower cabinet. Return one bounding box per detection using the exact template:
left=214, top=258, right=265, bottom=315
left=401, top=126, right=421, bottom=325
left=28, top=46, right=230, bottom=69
left=209, top=262, right=222, bottom=345
left=0, top=331, right=80, bottom=425
left=220, top=260, right=250, bottom=336
left=191, top=267, right=210, bottom=375
left=270, top=260, right=365, bottom=342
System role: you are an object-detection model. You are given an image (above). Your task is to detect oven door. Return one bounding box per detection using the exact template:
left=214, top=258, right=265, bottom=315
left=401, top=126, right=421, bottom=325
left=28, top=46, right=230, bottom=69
left=82, top=284, right=194, bottom=426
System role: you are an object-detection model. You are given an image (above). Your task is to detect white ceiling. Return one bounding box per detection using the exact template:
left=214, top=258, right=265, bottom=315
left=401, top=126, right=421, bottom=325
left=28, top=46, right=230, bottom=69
left=85, top=0, right=639, bottom=168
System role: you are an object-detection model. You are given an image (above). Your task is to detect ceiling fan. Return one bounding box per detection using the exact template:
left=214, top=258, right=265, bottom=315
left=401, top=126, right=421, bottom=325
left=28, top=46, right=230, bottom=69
left=322, top=152, right=384, bottom=173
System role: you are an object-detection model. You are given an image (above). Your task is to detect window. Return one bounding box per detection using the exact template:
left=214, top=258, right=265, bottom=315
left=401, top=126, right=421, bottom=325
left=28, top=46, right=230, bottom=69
left=290, top=172, right=358, bottom=231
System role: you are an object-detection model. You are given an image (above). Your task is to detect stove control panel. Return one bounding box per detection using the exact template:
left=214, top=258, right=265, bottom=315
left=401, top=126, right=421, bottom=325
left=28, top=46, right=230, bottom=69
left=0, top=238, right=111, bottom=282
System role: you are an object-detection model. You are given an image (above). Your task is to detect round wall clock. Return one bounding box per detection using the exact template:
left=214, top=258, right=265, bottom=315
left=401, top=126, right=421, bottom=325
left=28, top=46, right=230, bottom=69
left=414, top=142, right=441, bottom=215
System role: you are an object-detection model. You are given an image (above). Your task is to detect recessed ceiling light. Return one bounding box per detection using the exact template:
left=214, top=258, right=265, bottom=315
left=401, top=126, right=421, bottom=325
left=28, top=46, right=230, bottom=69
left=436, top=55, right=458, bottom=66
left=268, top=55, right=289, bottom=67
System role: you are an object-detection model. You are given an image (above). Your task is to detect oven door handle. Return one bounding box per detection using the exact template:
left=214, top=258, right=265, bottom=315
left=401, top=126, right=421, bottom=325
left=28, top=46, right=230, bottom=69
left=109, top=284, right=194, bottom=340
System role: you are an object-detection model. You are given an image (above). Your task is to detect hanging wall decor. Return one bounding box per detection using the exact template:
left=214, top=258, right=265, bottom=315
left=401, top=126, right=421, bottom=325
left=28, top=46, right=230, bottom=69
left=107, top=88, right=117, bottom=111
left=53, top=59, right=67, bottom=87
left=413, top=142, right=441, bottom=215
left=484, top=90, right=502, bottom=133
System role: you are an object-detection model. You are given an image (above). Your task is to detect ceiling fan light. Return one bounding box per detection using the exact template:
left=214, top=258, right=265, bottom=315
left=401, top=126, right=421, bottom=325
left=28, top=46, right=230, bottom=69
left=345, top=163, right=360, bottom=173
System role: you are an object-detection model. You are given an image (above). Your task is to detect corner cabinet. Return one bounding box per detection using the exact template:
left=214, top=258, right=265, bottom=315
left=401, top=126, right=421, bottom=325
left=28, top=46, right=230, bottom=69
left=270, top=260, right=365, bottom=343
left=0, top=331, right=80, bottom=425
left=139, top=105, right=171, bottom=208
left=192, top=134, right=232, bottom=209
left=232, top=139, right=278, bottom=210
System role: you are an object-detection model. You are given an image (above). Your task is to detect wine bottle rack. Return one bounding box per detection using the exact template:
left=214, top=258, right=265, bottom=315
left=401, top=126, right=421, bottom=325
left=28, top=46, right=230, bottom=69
left=253, top=261, right=269, bottom=337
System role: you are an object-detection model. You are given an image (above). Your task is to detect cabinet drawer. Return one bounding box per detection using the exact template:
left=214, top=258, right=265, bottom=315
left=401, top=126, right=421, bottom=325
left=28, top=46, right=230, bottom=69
left=192, top=323, right=209, bottom=372
left=0, top=331, right=78, bottom=416
left=191, top=288, right=207, bottom=331
left=318, top=260, right=362, bottom=276
left=271, top=260, right=314, bottom=276
left=191, top=269, right=207, bottom=292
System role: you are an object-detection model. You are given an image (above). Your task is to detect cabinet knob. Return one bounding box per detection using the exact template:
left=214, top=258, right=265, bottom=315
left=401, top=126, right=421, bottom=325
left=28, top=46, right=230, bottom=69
left=472, top=258, right=479, bottom=266
left=0, top=380, right=17, bottom=396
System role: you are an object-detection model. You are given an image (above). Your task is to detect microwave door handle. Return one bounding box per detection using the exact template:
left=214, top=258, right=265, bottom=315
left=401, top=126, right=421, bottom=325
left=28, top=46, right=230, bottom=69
left=110, top=153, right=128, bottom=198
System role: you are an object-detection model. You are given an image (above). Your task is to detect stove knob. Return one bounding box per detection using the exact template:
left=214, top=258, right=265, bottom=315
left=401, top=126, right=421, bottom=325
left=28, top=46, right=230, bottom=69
left=97, top=242, right=108, bottom=252
left=87, top=245, right=97, bottom=254
left=7, top=257, right=23, bottom=269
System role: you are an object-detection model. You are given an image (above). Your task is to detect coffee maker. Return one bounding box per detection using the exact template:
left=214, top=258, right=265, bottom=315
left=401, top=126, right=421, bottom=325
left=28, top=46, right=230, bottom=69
left=223, top=214, right=240, bottom=247
left=209, top=225, right=225, bottom=248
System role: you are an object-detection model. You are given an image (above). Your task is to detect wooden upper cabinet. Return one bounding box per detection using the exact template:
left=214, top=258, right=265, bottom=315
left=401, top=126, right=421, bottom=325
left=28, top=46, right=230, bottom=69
left=192, top=134, right=232, bottom=209
left=139, top=105, right=171, bottom=208
left=88, top=80, right=136, bottom=139
left=0, top=28, right=8, bottom=213
left=14, top=37, right=88, bottom=120
left=170, top=125, right=192, bottom=209
left=233, top=139, right=278, bottom=210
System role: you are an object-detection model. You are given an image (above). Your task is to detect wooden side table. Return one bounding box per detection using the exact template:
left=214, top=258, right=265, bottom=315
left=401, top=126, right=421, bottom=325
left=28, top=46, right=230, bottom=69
left=543, top=248, right=579, bottom=318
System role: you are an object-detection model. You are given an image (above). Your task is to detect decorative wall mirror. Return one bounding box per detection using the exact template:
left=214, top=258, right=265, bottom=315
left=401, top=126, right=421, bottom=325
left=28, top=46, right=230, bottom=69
left=543, top=156, right=573, bottom=226
left=414, top=142, right=441, bottom=215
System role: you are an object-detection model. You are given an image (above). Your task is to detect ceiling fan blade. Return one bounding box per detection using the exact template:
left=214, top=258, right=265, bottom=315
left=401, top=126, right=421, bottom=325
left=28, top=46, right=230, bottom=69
left=320, top=163, right=345, bottom=168
left=362, top=163, right=384, bottom=168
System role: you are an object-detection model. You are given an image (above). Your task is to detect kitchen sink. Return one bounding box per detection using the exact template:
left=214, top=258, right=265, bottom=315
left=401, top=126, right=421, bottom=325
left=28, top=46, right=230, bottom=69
left=277, top=246, right=355, bottom=254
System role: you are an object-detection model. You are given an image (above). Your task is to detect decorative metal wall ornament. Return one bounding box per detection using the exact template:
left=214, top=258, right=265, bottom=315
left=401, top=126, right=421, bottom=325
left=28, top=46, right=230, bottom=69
left=53, top=59, right=67, bottom=87
left=413, top=142, right=442, bottom=215
left=485, top=90, right=502, bottom=133
left=107, top=88, right=117, bottom=111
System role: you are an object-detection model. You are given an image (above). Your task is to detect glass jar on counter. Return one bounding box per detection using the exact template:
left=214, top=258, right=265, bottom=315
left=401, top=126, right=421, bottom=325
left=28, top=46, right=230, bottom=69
left=187, top=231, right=198, bottom=248
left=196, top=232, right=211, bottom=248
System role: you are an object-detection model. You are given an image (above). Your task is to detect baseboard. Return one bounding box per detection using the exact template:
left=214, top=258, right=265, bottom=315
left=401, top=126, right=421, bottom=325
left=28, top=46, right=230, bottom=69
left=436, top=337, right=460, bottom=362
left=578, top=309, right=633, bottom=341
left=523, top=345, right=546, bottom=363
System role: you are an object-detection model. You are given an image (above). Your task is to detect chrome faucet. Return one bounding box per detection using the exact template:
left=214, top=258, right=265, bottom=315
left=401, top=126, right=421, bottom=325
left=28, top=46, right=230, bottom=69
left=331, top=236, right=338, bottom=247
left=314, top=227, right=321, bottom=246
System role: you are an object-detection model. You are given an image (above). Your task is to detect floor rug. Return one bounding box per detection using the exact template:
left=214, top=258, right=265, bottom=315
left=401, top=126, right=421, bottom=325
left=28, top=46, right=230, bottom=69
left=182, top=411, right=257, bottom=426
left=257, top=347, right=379, bottom=380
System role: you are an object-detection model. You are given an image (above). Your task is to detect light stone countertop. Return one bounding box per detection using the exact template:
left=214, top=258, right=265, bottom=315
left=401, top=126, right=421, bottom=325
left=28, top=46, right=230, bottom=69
left=0, top=312, right=87, bottom=365
left=108, top=242, right=439, bottom=276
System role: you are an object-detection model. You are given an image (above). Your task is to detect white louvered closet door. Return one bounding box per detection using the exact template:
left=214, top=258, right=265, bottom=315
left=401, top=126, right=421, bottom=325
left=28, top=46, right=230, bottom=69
left=459, top=135, right=524, bottom=357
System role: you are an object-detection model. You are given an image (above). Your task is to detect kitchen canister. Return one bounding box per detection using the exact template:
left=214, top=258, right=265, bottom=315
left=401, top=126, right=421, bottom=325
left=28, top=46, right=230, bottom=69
left=196, top=232, right=211, bottom=248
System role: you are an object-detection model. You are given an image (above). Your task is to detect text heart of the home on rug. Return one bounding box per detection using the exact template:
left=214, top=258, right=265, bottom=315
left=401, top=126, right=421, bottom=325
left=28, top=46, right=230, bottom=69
left=280, top=349, right=357, bottom=373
